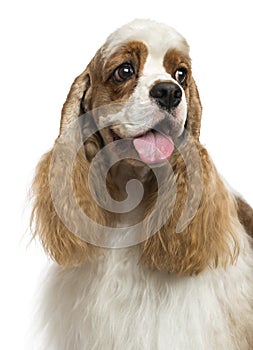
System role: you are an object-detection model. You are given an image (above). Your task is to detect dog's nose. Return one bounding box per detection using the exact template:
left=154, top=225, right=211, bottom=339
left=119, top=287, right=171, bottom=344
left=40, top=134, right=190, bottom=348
left=150, top=82, right=182, bottom=110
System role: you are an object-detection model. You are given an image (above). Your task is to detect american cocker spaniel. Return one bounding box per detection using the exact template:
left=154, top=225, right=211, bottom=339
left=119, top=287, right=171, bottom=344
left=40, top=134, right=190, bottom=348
left=31, top=19, right=253, bottom=349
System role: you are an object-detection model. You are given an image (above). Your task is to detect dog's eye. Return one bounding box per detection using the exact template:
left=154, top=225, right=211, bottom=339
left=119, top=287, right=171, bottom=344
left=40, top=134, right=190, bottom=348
left=174, top=68, right=187, bottom=85
left=113, top=62, right=135, bottom=83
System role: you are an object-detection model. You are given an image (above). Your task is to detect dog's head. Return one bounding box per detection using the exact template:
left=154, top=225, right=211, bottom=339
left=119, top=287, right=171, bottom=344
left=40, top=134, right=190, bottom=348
left=61, top=19, right=202, bottom=165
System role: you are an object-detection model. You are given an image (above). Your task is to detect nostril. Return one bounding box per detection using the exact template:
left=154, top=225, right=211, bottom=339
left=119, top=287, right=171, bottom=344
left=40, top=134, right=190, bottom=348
left=150, top=84, right=166, bottom=99
left=172, top=88, right=182, bottom=107
left=174, top=88, right=182, bottom=100
left=149, top=82, right=182, bottom=110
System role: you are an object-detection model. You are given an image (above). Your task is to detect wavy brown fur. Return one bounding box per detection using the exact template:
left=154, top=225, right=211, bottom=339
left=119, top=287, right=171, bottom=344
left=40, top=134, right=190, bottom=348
left=31, top=136, right=240, bottom=274
left=140, top=143, right=240, bottom=275
left=236, top=197, right=253, bottom=238
left=31, top=145, right=110, bottom=266
left=31, top=151, right=87, bottom=266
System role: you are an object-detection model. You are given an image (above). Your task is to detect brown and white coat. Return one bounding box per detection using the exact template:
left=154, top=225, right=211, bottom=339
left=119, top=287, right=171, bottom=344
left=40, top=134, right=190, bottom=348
left=31, top=19, right=253, bottom=350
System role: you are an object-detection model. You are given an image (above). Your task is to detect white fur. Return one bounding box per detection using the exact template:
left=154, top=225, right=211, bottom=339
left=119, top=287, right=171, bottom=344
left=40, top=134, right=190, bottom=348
left=104, top=19, right=189, bottom=60
left=34, top=227, right=253, bottom=350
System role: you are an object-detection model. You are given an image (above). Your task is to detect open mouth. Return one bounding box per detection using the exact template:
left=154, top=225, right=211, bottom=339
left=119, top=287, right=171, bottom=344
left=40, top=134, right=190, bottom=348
left=111, top=129, right=122, bottom=142
left=109, top=121, right=175, bottom=165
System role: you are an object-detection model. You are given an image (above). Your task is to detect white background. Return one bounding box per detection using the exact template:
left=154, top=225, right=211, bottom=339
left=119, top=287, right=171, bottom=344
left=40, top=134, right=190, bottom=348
left=1, top=0, right=253, bottom=349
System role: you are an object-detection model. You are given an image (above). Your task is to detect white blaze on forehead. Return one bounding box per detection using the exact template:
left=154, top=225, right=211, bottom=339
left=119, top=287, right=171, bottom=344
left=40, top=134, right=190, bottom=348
left=104, top=18, right=189, bottom=62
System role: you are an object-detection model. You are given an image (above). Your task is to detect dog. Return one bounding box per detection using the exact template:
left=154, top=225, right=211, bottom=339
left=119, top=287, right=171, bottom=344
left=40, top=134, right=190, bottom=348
left=31, top=19, right=253, bottom=349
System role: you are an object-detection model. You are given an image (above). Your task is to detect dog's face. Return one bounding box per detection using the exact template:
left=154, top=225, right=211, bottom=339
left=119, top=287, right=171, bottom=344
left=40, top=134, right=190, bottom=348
left=61, top=19, right=202, bottom=166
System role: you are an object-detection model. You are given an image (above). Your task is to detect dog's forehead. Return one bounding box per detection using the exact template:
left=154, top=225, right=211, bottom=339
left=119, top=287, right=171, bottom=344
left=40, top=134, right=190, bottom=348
left=103, top=19, right=189, bottom=60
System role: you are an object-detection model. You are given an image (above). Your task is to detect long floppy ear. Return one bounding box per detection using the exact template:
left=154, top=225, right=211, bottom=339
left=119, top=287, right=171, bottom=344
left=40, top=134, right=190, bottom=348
left=31, top=67, right=104, bottom=266
left=140, top=143, right=240, bottom=275
left=59, top=68, right=91, bottom=133
left=186, top=77, right=202, bottom=140
left=60, top=66, right=103, bottom=161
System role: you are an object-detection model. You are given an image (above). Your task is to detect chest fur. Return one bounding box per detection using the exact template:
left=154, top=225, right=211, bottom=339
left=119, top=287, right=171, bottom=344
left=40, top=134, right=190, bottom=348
left=39, top=248, right=253, bottom=350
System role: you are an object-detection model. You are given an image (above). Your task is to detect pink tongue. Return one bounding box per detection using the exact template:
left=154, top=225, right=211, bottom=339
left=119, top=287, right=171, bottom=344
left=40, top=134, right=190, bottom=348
left=133, top=131, right=174, bottom=164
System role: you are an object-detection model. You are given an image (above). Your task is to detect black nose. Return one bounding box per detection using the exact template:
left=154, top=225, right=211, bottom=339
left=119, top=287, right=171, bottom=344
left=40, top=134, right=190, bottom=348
left=149, top=82, right=182, bottom=110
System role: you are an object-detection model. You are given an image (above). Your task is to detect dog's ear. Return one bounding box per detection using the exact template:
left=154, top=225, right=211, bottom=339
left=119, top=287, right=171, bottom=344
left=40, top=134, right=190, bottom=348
left=59, top=68, right=91, bottom=133
left=186, top=77, right=202, bottom=140
left=31, top=65, right=105, bottom=266
left=31, top=150, right=93, bottom=266
left=60, top=65, right=103, bottom=162
left=140, top=145, right=240, bottom=275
